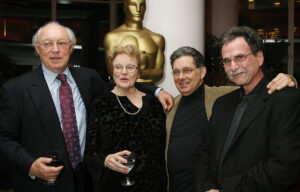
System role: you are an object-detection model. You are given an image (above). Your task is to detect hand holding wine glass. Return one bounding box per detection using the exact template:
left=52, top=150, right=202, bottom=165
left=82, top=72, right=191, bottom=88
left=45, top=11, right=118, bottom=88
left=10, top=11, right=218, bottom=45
left=44, top=151, right=64, bottom=186
left=104, top=150, right=133, bottom=174
left=29, top=152, right=64, bottom=186
left=104, top=150, right=136, bottom=186
left=120, top=153, right=135, bottom=186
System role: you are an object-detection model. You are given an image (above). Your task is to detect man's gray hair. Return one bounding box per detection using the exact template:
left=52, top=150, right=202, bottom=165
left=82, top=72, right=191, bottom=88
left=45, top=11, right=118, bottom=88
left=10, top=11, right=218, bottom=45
left=170, top=46, right=205, bottom=68
left=32, top=21, right=76, bottom=47
left=220, top=26, right=264, bottom=56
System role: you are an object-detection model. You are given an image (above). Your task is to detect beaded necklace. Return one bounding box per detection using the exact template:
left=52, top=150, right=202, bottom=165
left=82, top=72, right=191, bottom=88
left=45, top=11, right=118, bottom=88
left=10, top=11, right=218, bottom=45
left=115, top=94, right=141, bottom=115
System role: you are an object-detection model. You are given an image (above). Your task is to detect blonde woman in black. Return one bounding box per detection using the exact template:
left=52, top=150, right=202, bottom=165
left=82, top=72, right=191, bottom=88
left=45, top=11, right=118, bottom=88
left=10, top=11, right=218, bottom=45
left=85, top=45, right=167, bottom=192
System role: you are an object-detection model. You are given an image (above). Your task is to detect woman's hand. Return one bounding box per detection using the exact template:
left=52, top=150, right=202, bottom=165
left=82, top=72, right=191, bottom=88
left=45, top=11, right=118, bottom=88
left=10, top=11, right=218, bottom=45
left=104, top=150, right=131, bottom=174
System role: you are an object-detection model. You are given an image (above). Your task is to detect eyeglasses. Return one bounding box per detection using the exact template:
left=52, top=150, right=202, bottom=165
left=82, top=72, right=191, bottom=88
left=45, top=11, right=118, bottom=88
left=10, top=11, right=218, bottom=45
left=172, top=67, right=196, bottom=76
left=38, top=40, right=71, bottom=50
left=113, top=64, right=138, bottom=73
left=222, top=53, right=254, bottom=67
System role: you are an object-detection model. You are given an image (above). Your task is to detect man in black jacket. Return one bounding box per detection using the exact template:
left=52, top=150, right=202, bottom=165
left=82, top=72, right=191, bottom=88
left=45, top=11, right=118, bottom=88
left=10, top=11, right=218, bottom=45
left=195, top=26, right=300, bottom=192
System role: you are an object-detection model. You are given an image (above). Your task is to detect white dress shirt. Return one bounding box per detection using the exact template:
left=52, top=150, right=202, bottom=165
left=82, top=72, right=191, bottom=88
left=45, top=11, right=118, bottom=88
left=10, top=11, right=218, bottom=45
left=42, top=64, right=86, bottom=159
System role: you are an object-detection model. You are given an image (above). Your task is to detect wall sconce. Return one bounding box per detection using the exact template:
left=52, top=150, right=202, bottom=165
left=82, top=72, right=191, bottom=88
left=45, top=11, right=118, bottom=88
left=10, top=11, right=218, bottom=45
left=248, top=0, right=255, bottom=9
left=3, top=19, right=6, bottom=38
left=273, top=1, right=280, bottom=7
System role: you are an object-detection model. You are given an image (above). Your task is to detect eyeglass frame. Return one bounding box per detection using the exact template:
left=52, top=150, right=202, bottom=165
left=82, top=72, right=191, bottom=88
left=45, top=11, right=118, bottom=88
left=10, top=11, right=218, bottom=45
left=37, top=40, right=72, bottom=50
left=113, top=64, right=138, bottom=73
left=172, top=67, right=198, bottom=76
left=222, top=52, right=254, bottom=68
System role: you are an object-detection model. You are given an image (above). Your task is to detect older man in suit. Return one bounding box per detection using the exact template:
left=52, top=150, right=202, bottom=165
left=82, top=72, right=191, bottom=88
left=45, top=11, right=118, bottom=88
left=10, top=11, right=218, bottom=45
left=0, top=21, right=172, bottom=192
left=0, top=21, right=99, bottom=192
left=195, top=26, right=300, bottom=192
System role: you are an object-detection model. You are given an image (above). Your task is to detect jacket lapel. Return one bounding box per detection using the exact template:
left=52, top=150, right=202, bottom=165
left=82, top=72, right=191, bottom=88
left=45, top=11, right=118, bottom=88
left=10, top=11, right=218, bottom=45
left=215, top=91, right=240, bottom=162
left=165, top=94, right=182, bottom=161
left=204, top=85, right=239, bottom=120
left=26, top=68, right=66, bottom=151
left=231, top=87, right=269, bottom=146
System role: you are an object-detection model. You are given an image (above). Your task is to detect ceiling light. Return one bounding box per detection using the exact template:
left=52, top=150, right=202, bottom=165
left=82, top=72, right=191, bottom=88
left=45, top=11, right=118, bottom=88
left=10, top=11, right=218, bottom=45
left=58, top=1, right=71, bottom=4
left=274, top=2, right=280, bottom=6
left=248, top=0, right=255, bottom=2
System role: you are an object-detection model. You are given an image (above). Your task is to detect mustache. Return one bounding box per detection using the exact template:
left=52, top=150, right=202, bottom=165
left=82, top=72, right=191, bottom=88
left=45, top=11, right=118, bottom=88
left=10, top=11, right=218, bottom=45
left=228, top=69, right=247, bottom=76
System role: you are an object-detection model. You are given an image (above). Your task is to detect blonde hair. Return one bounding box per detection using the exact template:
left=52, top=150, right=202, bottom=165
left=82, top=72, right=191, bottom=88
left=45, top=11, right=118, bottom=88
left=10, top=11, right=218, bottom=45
left=109, top=45, right=142, bottom=68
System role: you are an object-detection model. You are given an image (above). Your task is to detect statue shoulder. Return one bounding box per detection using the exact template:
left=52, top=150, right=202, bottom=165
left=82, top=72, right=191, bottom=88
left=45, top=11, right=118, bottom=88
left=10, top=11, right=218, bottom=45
left=104, top=32, right=118, bottom=43
left=151, top=32, right=165, bottom=41
left=144, top=28, right=165, bottom=45
left=144, top=28, right=163, bottom=36
left=104, top=25, right=127, bottom=37
left=104, top=29, right=126, bottom=48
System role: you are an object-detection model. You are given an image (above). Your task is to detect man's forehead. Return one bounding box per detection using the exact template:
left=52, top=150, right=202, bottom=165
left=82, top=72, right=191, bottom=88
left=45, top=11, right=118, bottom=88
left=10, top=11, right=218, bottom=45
left=223, top=37, right=248, bottom=48
left=173, top=55, right=196, bottom=68
left=39, top=24, right=69, bottom=41
left=222, top=37, right=251, bottom=55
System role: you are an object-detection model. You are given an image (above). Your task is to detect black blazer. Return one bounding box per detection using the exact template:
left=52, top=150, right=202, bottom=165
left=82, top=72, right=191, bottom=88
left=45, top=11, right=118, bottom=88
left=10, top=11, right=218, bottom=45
left=195, top=79, right=300, bottom=192
left=0, top=66, right=105, bottom=192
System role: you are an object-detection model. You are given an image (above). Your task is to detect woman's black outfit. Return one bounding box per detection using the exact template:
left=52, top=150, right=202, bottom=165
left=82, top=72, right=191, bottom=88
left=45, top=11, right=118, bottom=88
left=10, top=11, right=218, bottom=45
left=85, top=92, right=167, bottom=192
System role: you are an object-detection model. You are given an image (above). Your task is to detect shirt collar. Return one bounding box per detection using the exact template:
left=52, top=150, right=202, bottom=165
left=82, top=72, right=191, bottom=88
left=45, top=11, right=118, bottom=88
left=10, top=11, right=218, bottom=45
left=182, top=84, right=204, bottom=100
left=42, top=64, right=74, bottom=84
left=239, top=76, right=267, bottom=101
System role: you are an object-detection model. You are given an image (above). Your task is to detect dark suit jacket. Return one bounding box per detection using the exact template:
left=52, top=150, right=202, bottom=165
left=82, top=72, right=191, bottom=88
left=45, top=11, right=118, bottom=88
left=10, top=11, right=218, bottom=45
left=195, top=79, right=300, bottom=192
left=0, top=156, right=11, bottom=190
left=0, top=66, right=106, bottom=192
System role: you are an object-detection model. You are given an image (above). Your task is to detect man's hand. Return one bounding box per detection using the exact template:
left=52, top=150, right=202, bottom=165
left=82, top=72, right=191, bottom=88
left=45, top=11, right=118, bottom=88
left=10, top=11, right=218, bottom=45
left=29, top=157, right=63, bottom=182
left=157, top=89, right=174, bottom=111
left=267, top=73, right=297, bottom=94
left=206, top=190, right=220, bottom=192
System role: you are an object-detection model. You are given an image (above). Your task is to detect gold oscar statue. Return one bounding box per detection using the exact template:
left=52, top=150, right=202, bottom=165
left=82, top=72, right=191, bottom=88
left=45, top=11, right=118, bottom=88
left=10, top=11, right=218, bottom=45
left=104, top=0, right=165, bottom=83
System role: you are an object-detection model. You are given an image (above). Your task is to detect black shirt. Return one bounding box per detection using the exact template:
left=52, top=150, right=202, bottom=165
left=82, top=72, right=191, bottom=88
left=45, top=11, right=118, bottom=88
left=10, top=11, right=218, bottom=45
left=168, top=85, right=208, bottom=192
